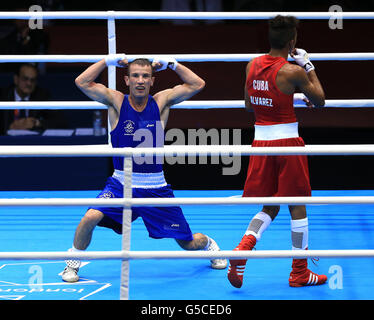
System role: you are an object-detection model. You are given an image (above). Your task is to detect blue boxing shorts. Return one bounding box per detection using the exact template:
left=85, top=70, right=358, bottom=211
left=90, top=177, right=193, bottom=241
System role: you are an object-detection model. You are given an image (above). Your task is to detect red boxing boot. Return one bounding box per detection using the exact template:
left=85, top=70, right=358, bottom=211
left=289, top=258, right=327, bottom=287
left=227, top=234, right=256, bottom=288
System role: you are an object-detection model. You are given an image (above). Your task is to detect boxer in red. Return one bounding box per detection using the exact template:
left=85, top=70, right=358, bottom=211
left=228, top=15, right=327, bottom=288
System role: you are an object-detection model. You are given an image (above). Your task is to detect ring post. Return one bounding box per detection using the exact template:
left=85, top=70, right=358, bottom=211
left=107, top=10, right=116, bottom=143
left=120, top=154, right=132, bottom=300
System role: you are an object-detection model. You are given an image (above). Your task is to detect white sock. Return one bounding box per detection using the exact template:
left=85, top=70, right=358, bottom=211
left=245, top=211, right=272, bottom=241
left=203, top=236, right=212, bottom=250
left=69, top=245, right=83, bottom=252
left=66, top=245, right=83, bottom=269
left=291, top=218, right=308, bottom=250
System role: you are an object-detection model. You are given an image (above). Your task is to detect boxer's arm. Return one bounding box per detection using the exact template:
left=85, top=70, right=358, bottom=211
left=75, top=59, right=121, bottom=109
left=291, top=67, right=325, bottom=107
left=244, top=61, right=253, bottom=112
left=290, top=48, right=325, bottom=107
left=152, top=58, right=204, bottom=127
left=153, top=58, right=205, bottom=111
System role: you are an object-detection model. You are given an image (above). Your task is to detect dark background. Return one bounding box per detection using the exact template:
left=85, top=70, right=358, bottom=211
left=0, top=0, right=373, bottom=191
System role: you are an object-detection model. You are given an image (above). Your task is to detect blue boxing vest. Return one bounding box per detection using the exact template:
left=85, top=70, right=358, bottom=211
left=110, top=95, right=164, bottom=173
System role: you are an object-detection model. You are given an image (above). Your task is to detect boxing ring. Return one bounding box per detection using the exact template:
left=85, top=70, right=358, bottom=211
left=0, top=10, right=374, bottom=300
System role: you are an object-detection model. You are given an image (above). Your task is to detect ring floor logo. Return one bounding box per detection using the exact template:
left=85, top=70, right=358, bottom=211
left=0, top=261, right=112, bottom=300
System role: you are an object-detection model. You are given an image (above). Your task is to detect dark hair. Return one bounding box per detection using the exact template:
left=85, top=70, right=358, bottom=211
left=268, top=15, right=299, bottom=49
left=127, top=58, right=153, bottom=76
left=15, top=63, right=38, bottom=76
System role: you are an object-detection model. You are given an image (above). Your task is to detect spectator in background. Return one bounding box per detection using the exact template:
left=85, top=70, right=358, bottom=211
left=0, top=5, right=49, bottom=73
left=161, top=0, right=223, bottom=25
left=0, top=63, right=65, bottom=135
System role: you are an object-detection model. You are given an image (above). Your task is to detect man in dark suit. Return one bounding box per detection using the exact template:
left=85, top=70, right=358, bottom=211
left=0, top=63, right=64, bottom=135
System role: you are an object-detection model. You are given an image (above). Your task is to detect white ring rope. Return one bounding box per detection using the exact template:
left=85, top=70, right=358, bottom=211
left=0, top=144, right=373, bottom=156
left=0, top=146, right=372, bottom=206
left=1, top=53, right=374, bottom=63
left=0, top=249, right=374, bottom=261
left=0, top=99, right=373, bottom=110
left=0, top=196, right=373, bottom=207
left=0, top=11, right=373, bottom=20
left=0, top=143, right=371, bottom=268
left=0, top=101, right=106, bottom=110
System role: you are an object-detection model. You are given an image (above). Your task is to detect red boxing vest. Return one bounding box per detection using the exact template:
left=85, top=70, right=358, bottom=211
left=246, top=54, right=297, bottom=125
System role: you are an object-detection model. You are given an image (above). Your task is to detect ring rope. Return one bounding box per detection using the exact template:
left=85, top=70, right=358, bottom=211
left=0, top=146, right=372, bottom=206
left=0, top=196, right=374, bottom=207
left=0, top=249, right=374, bottom=261
left=0, top=145, right=371, bottom=260
left=1, top=53, right=374, bottom=63
left=0, top=11, right=373, bottom=20
left=0, top=99, right=373, bottom=110
left=0, top=144, right=373, bottom=156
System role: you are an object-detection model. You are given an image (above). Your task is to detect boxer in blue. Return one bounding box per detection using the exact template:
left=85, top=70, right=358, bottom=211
left=61, top=55, right=227, bottom=282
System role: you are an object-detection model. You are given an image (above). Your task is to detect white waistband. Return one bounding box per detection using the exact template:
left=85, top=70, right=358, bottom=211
left=254, top=122, right=299, bottom=141
left=112, top=170, right=167, bottom=189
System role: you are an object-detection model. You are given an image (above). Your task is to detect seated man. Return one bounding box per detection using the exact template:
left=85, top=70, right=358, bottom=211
left=0, top=63, right=65, bottom=134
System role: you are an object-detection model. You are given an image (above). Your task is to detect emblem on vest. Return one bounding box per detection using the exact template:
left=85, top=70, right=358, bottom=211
left=124, top=120, right=135, bottom=135
left=100, top=191, right=114, bottom=198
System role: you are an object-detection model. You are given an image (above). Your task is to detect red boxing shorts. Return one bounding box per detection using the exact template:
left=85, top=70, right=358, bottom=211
left=243, top=137, right=311, bottom=197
